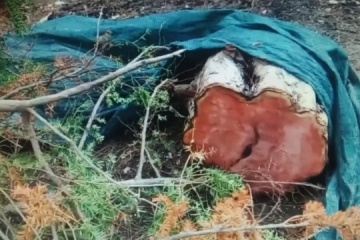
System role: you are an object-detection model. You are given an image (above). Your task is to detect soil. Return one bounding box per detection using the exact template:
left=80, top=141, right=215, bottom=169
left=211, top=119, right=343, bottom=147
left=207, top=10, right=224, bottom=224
left=3, top=0, right=360, bottom=239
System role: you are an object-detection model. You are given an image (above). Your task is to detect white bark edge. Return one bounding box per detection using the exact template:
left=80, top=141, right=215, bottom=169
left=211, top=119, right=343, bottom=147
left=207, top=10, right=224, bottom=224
left=186, top=50, right=328, bottom=140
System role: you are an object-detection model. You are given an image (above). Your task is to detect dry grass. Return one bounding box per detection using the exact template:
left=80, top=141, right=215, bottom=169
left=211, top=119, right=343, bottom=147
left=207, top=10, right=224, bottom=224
left=301, top=200, right=360, bottom=239
left=5, top=166, right=75, bottom=240
left=150, top=187, right=360, bottom=240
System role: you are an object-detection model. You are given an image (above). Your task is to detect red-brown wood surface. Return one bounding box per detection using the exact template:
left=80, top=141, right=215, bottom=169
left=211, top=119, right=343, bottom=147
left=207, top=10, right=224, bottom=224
left=183, top=86, right=327, bottom=195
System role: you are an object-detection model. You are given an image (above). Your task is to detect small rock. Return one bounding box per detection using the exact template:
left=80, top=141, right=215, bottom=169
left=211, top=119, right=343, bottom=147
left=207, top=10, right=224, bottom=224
left=329, top=0, right=339, bottom=4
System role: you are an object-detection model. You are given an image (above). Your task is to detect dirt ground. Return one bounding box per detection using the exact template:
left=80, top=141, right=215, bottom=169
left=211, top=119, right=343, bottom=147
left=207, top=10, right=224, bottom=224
left=4, top=0, right=360, bottom=238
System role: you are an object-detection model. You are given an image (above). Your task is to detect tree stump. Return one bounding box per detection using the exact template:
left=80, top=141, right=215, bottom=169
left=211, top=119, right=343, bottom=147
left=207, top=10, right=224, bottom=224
left=178, top=45, right=328, bottom=195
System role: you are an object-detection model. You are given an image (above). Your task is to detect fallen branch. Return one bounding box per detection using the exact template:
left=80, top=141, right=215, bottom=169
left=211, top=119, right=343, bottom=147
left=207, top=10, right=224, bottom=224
left=93, top=6, right=105, bottom=56
left=26, top=108, right=197, bottom=189
left=0, top=56, right=96, bottom=100
left=136, top=79, right=170, bottom=179
left=0, top=229, right=10, bottom=240
left=118, top=177, right=201, bottom=187
left=78, top=82, right=112, bottom=150
left=78, top=45, right=171, bottom=149
left=0, top=49, right=185, bottom=111
left=145, top=147, right=161, bottom=178
left=21, top=110, right=85, bottom=221
left=51, top=225, right=59, bottom=240
left=27, top=108, right=117, bottom=183
left=156, top=222, right=309, bottom=240
left=0, top=209, right=15, bottom=239
left=21, top=111, right=62, bottom=186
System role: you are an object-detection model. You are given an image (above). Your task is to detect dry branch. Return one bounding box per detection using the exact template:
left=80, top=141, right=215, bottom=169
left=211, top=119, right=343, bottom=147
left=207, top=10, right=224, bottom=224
left=0, top=49, right=185, bottom=111
left=78, top=83, right=112, bottom=150
left=155, top=222, right=309, bottom=240
left=26, top=108, right=196, bottom=189
left=21, top=110, right=84, bottom=221
left=21, top=111, right=62, bottom=186
left=136, top=78, right=170, bottom=179
left=0, top=229, right=10, bottom=240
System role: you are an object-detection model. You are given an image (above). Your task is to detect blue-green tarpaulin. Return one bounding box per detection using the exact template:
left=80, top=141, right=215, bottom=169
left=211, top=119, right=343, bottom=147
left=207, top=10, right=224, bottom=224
left=3, top=9, right=360, bottom=239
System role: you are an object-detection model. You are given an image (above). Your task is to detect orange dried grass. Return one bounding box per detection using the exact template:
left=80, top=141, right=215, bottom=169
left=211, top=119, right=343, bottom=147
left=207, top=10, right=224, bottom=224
left=152, top=194, right=189, bottom=238
left=0, top=71, right=45, bottom=99
left=7, top=166, right=25, bottom=189
left=152, top=188, right=263, bottom=240
left=199, top=188, right=262, bottom=240
left=301, top=200, right=360, bottom=239
left=5, top=167, right=75, bottom=240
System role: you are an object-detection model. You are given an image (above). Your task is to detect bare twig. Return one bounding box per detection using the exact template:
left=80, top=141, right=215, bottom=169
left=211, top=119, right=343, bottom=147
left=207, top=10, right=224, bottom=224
left=51, top=225, right=59, bottom=240
left=156, top=222, right=309, bottom=240
left=118, top=177, right=200, bottom=187
left=145, top=147, right=161, bottom=178
left=28, top=109, right=198, bottom=187
left=27, top=108, right=116, bottom=182
left=136, top=79, right=170, bottom=179
left=21, top=111, right=62, bottom=186
left=0, top=58, right=95, bottom=100
left=78, top=83, right=112, bottom=150
left=21, top=110, right=85, bottom=221
left=79, top=45, right=171, bottom=149
left=129, top=46, right=170, bottom=64
left=2, top=201, right=24, bottom=213
left=0, top=49, right=185, bottom=111
left=0, top=229, right=10, bottom=240
left=0, top=209, right=15, bottom=238
left=93, top=6, right=105, bottom=56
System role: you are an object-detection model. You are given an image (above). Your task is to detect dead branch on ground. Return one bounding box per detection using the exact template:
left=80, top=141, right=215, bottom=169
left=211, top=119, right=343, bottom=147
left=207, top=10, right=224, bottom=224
left=0, top=49, right=185, bottom=111
left=155, top=222, right=309, bottom=240
left=136, top=78, right=170, bottom=179
left=21, top=110, right=85, bottom=221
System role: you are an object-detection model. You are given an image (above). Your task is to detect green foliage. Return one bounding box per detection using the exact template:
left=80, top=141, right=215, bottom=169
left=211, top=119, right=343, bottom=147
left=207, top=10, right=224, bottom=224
left=262, top=230, right=287, bottom=240
left=203, top=168, right=244, bottom=202
left=4, top=0, right=34, bottom=33
left=0, top=58, right=46, bottom=87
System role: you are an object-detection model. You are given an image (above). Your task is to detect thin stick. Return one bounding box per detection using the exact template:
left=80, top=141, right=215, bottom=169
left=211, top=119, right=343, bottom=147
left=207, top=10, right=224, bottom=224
left=1, top=57, right=96, bottom=100
left=93, top=6, right=105, bottom=56
left=78, top=83, right=112, bottom=150
left=145, top=147, right=161, bottom=178
left=51, top=225, right=59, bottom=240
left=0, top=209, right=15, bottom=238
left=21, top=111, right=62, bottom=186
left=78, top=45, right=170, bottom=149
left=0, top=49, right=185, bottom=111
left=21, top=111, right=85, bottom=220
left=156, top=222, right=309, bottom=240
left=27, top=108, right=116, bottom=182
left=28, top=109, right=201, bottom=190
left=0, top=229, right=10, bottom=240
left=136, top=79, right=170, bottom=179
left=129, top=46, right=170, bottom=64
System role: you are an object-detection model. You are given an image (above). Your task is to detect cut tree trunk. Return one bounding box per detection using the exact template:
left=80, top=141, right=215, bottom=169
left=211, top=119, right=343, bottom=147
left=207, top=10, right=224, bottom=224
left=181, top=45, right=328, bottom=195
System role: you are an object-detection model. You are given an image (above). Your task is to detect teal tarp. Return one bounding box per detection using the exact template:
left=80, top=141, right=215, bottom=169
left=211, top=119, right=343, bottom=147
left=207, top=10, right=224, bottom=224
left=3, top=9, right=360, bottom=239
